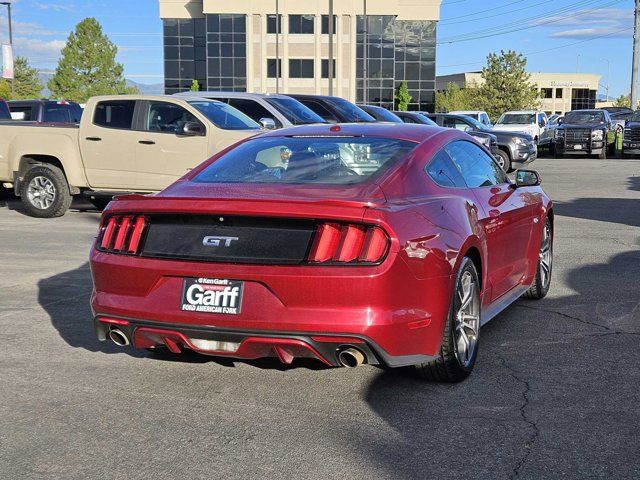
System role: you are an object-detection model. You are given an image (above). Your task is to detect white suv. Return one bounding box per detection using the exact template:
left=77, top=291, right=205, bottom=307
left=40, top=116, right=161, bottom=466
left=493, top=110, right=550, bottom=146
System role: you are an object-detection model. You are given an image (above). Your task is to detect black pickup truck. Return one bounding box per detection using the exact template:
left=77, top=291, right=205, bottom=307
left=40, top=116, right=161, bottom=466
left=621, top=110, right=640, bottom=158
left=555, top=109, right=617, bottom=159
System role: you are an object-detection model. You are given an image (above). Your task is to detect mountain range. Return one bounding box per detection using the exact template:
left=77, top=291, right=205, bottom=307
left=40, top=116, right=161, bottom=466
left=37, top=71, right=164, bottom=97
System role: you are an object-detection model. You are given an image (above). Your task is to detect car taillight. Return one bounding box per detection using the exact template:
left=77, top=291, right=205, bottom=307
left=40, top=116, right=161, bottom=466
left=98, top=215, right=148, bottom=254
left=308, top=223, right=389, bottom=264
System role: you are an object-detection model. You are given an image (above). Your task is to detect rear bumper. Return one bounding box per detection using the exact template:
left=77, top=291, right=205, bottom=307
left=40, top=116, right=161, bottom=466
left=90, top=250, right=453, bottom=368
left=95, top=316, right=438, bottom=367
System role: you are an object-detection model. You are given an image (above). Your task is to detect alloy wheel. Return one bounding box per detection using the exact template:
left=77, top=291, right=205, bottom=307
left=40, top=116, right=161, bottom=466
left=27, top=176, right=56, bottom=210
left=454, top=270, right=480, bottom=368
left=539, top=222, right=553, bottom=289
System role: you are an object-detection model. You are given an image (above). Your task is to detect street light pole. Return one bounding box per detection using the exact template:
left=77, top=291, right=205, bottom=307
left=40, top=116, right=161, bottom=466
left=1, top=1, right=13, bottom=97
left=328, top=0, right=333, bottom=96
left=275, top=0, right=280, bottom=94
left=631, top=0, right=640, bottom=110
left=363, top=0, right=367, bottom=104
left=601, top=58, right=610, bottom=101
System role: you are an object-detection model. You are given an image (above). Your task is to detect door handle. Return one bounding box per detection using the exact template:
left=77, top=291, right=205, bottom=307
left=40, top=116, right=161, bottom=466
left=85, top=136, right=102, bottom=141
left=138, top=140, right=155, bottom=145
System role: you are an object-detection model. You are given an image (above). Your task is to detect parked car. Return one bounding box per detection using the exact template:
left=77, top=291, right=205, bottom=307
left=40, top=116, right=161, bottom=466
left=393, top=111, right=437, bottom=125
left=427, top=113, right=536, bottom=172
left=358, top=105, right=403, bottom=122
left=555, top=109, right=617, bottom=159
left=545, top=115, right=564, bottom=153
left=621, top=110, right=640, bottom=158
left=0, top=98, right=11, bottom=120
left=494, top=110, right=550, bottom=147
left=602, top=106, right=633, bottom=116
left=288, top=94, right=376, bottom=123
left=395, top=111, right=498, bottom=161
left=610, top=110, right=633, bottom=133
left=0, top=95, right=261, bottom=217
left=449, top=110, right=492, bottom=127
left=90, top=123, right=553, bottom=382
left=8, top=99, right=83, bottom=123
left=175, top=91, right=326, bottom=128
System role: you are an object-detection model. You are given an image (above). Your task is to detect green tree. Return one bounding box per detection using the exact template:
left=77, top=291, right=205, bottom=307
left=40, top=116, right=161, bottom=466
left=395, top=82, right=412, bottom=111
left=48, top=18, right=137, bottom=102
left=190, top=79, right=200, bottom=92
left=435, top=82, right=483, bottom=113
left=0, top=56, right=43, bottom=100
left=613, top=93, right=630, bottom=108
left=478, top=50, right=540, bottom=120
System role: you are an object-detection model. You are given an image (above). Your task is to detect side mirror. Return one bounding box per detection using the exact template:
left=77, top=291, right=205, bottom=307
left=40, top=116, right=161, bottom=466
left=259, top=117, right=277, bottom=130
left=181, top=121, right=205, bottom=136
left=464, top=126, right=474, bottom=133
left=557, top=117, right=563, bottom=125
left=515, top=169, right=541, bottom=188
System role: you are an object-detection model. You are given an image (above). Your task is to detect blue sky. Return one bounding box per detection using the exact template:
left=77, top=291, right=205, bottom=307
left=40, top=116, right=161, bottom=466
left=0, top=0, right=635, bottom=97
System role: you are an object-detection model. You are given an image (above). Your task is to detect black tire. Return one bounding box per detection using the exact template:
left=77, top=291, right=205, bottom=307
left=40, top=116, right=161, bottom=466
left=548, top=142, right=556, bottom=157
left=19, top=164, right=72, bottom=218
left=415, top=257, right=481, bottom=382
left=496, top=150, right=511, bottom=172
left=89, top=196, right=112, bottom=210
left=523, top=217, right=553, bottom=300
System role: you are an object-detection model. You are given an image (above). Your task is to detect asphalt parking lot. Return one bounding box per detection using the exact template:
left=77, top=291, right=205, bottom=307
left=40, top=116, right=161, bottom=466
left=1, top=156, right=639, bottom=480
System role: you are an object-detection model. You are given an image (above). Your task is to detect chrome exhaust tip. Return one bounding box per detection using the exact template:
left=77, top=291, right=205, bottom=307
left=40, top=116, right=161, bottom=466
left=108, top=328, right=130, bottom=346
left=337, top=347, right=365, bottom=368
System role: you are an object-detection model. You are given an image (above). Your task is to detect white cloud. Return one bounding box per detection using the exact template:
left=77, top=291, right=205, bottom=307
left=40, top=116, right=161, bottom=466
left=533, top=8, right=634, bottom=40
left=32, top=2, right=75, bottom=12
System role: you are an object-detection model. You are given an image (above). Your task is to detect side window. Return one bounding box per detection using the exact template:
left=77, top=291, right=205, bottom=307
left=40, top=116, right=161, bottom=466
left=443, top=117, right=468, bottom=131
left=227, top=98, right=281, bottom=127
left=145, top=101, right=200, bottom=133
left=426, top=150, right=466, bottom=188
left=481, top=113, right=490, bottom=125
left=300, top=99, right=338, bottom=123
left=445, top=140, right=508, bottom=188
left=402, top=115, right=416, bottom=124
left=93, top=100, right=136, bottom=129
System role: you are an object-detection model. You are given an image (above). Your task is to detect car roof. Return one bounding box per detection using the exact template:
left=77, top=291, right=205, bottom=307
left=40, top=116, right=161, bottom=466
left=501, top=110, right=539, bottom=114
left=450, top=110, right=484, bottom=114
left=255, top=122, right=445, bottom=143
left=174, top=91, right=294, bottom=100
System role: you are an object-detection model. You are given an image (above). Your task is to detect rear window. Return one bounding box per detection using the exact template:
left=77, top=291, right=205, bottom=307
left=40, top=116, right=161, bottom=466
left=8, top=105, right=32, bottom=120
left=43, top=103, right=82, bottom=123
left=94, top=100, right=136, bottom=129
left=195, top=136, right=416, bottom=185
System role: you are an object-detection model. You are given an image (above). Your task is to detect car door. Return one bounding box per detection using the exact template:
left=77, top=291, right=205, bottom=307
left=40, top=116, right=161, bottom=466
left=79, top=99, right=138, bottom=190
left=445, top=140, right=536, bottom=301
left=135, top=99, right=209, bottom=191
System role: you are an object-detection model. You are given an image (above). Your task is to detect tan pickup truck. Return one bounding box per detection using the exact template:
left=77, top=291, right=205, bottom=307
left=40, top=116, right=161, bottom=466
left=0, top=95, right=261, bottom=217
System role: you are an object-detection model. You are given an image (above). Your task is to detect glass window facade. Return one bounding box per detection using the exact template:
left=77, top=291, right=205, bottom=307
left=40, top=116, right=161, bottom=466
left=571, top=89, right=597, bottom=110
left=207, top=14, right=247, bottom=92
left=163, top=18, right=206, bottom=94
left=356, top=16, right=436, bottom=111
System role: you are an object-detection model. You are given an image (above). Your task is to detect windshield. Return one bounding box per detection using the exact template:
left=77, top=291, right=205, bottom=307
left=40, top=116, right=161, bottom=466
left=461, top=115, right=490, bottom=132
left=496, top=113, right=535, bottom=125
left=564, top=111, right=605, bottom=124
left=265, top=97, right=326, bottom=125
left=631, top=111, right=640, bottom=122
left=415, top=113, right=437, bottom=126
left=195, top=136, right=416, bottom=185
left=324, top=97, right=376, bottom=123
left=187, top=100, right=261, bottom=130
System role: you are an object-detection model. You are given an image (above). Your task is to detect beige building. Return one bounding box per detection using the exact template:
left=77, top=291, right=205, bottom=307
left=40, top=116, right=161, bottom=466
left=159, top=0, right=442, bottom=110
left=436, top=71, right=602, bottom=115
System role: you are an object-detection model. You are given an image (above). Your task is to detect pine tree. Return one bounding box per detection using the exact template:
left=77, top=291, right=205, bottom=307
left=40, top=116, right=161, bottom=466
left=190, top=79, right=200, bottom=92
left=48, top=18, right=137, bottom=103
left=0, top=57, right=43, bottom=100
left=395, top=82, right=412, bottom=111
left=478, top=50, right=540, bottom=120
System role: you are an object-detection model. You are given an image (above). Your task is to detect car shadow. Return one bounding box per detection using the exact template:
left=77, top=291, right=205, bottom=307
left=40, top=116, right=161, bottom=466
left=38, top=261, right=330, bottom=371
left=628, top=175, right=640, bottom=192
left=0, top=192, right=103, bottom=216
left=554, top=197, right=640, bottom=228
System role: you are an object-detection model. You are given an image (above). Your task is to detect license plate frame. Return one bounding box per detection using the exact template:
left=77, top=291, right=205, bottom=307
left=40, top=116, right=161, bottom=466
left=180, top=277, right=244, bottom=315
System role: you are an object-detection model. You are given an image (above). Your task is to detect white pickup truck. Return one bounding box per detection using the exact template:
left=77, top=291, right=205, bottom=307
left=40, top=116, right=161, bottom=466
left=0, top=95, right=261, bottom=217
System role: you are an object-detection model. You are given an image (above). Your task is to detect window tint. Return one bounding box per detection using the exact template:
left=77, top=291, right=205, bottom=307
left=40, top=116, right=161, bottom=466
left=401, top=114, right=417, bottom=123
left=445, top=141, right=507, bottom=188
left=43, top=104, right=82, bottom=123
left=264, top=97, right=326, bottom=125
left=93, top=100, right=136, bottom=129
left=227, top=98, right=281, bottom=127
left=298, top=99, right=338, bottom=123
left=145, top=101, right=200, bottom=133
left=8, top=106, right=33, bottom=121
left=426, top=150, right=466, bottom=188
left=442, top=117, right=470, bottom=131
left=188, top=100, right=260, bottom=130
left=0, top=101, right=10, bottom=119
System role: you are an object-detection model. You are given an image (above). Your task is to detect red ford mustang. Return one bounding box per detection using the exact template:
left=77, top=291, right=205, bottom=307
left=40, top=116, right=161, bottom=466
left=90, top=123, right=553, bottom=382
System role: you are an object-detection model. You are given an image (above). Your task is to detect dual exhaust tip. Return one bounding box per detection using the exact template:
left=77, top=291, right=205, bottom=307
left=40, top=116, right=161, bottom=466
left=337, top=347, right=366, bottom=368
left=108, top=327, right=366, bottom=368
